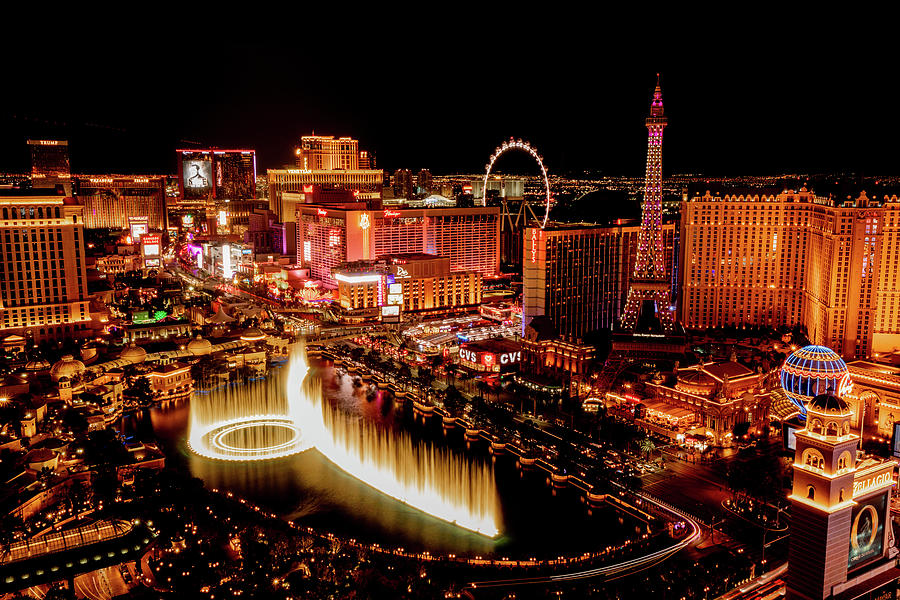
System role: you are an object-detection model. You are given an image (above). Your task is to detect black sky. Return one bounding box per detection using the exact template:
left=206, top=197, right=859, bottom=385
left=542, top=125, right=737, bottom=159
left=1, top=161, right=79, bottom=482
left=1, top=16, right=896, bottom=178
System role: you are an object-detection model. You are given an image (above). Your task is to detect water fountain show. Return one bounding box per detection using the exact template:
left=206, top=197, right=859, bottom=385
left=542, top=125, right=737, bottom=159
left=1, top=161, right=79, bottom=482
left=187, top=346, right=501, bottom=536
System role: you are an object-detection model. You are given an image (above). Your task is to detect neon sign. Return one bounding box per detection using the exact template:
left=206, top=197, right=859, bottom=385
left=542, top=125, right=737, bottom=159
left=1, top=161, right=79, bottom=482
left=384, top=210, right=401, bottom=218
left=317, top=208, right=328, bottom=216
left=359, top=213, right=371, bottom=230
left=853, top=468, right=894, bottom=498
left=838, top=372, right=854, bottom=397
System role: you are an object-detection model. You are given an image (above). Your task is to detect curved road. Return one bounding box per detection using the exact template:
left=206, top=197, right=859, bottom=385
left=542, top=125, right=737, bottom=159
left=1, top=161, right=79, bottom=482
left=467, top=491, right=702, bottom=593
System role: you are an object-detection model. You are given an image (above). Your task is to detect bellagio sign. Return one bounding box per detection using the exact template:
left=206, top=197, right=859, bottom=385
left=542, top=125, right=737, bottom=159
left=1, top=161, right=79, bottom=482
left=853, top=464, right=896, bottom=499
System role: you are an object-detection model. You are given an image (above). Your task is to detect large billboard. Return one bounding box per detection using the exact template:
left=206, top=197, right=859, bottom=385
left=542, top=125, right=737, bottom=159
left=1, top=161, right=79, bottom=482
left=892, top=423, right=900, bottom=458
left=848, top=491, right=888, bottom=570
left=182, top=157, right=213, bottom=199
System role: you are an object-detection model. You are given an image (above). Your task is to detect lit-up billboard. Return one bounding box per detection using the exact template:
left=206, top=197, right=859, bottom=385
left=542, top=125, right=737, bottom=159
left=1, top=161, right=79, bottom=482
left=129, top=215, right=149, bottom=239
left=381, top=304, right=400, bottom=323
left=848, top=491, right=887, bottom=570
left=183, top=158, right=213, bottom=199
left=892, top=423, right=900, bottom=459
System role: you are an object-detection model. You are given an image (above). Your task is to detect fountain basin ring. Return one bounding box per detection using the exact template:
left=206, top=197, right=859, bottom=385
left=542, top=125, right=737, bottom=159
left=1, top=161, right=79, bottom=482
left=188, top=415, right=310, bottom=461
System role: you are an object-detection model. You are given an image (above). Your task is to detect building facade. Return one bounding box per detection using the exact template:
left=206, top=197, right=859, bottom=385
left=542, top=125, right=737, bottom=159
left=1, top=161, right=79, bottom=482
left=523, top=222, right=677, bottom=343
left=28, top=139, right=71, bottom=194
left=177, top=149, right=256, bottom=201
left=787, top=392, right=899, bottom=600
left=334, top=254, right=482, bottom=320
left=0, top=195, right=90, bottom=341
left=74, top=175, right=167, bottom=231
left=267, top=168, right=383, bottom=223
left=297, top=205, right=500, bottom=286
left=295, top=135, right=359, bottom=171
left=680, top=188, right=900, bottom=359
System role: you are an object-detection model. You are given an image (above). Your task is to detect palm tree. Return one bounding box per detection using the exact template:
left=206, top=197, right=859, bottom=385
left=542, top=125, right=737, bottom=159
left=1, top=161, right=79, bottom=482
left=0, top=513, right=24, bottom=558
left=445, top=364, right=457, bottom=387
left=476, top=380, right=489, bottom=402
left=638, top=436, right=656, bottom=459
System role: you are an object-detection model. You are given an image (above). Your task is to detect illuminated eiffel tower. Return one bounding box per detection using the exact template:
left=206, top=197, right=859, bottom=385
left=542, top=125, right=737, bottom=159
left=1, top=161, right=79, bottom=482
left=620, top=74, right=675, bottom=333
left=594, top=76, right=685, bottom=395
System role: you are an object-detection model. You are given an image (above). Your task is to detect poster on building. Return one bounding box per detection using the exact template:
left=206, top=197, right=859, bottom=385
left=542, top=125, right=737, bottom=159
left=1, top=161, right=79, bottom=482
left=892, top=423, right=900, bottom=458
left=848, top=491, right=887, bottom=570
left=183, top=158, right=212, bottom=199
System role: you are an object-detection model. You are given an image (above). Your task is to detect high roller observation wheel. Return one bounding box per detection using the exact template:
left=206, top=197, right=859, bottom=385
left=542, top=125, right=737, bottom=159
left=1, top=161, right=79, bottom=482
left=483, top=138, right=551, bottom=228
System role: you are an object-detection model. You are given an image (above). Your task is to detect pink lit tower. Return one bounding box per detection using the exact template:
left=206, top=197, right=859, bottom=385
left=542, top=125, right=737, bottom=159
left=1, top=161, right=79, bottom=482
left=620, top=74, right=675, bottom=333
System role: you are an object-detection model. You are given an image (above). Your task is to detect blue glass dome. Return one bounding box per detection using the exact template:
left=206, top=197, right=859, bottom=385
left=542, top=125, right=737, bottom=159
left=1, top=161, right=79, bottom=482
left=780, top=345, right=852, bottom=418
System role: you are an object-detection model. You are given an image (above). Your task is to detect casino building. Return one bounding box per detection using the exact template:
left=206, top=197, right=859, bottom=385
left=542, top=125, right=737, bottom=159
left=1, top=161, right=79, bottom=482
left=523, top=221, right=678, bottom=343
left=0, top=193, right=91, bottom=342
left=681, top=188, right=900, bottom=360
left=333, top=254, right=482, bottom=321
left=787, top=390, right=899, bottom=599
left=297, top=204, right=500, bottom=286
left=74, top=175, right=167, bottom=230
left=178, top=149, right=256, bottom=201
left=777, top=345, right=900, bottom=443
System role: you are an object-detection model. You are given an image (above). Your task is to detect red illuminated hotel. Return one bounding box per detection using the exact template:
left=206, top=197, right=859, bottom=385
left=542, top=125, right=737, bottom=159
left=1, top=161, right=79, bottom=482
left=297, top=205, right=500, bottom=286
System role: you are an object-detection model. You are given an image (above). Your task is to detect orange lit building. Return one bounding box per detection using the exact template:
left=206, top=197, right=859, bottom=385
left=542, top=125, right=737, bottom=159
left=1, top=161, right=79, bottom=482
left=636, top=359, right=774, bottom=447
left=681, top=188, right=900, bottom=359
left=0, top=194, right=90, bottom=341
left=297, top=205, right=500, bottom=286
left=523, top=221, right=677, bottom=342
left=28, top=139, right=71, bottom=194
left=786, top=391, right=900, bottom=600
left=74, top=175, right=167, bottom=231
left=146, top=362, right=193, bottom=401
left=334, top=254, right=482, bottom=320
left=269, top=135, right=381, bottom=224
left=295, top=135, right=360, bottom=170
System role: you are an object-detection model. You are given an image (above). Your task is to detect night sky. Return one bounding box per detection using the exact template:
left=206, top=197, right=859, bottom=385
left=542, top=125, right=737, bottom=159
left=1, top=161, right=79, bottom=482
left=1, top=20, right=896, bottom=178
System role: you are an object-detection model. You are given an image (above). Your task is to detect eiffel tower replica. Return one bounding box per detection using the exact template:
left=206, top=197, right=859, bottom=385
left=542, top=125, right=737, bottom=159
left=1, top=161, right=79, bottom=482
left=595, top=76, right=687, bottom=394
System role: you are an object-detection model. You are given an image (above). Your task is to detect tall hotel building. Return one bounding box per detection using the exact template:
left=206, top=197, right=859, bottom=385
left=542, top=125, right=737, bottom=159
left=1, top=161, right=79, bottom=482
left=0, top=194, right=90, bottom=341
left=74, top=175, right=167, bottom=230
left=177, top=149, right=256, bottom=201
left=680, top=188, right=900, bottom=359
left=295, top=135, right=359, bottom=170
left=297, top=205, right=500, bottom=286
left=523, top=221, right=677, bottom=342
left=28, top=139, right=71, bottom=194
left=269, top=135, right=382, bottom=224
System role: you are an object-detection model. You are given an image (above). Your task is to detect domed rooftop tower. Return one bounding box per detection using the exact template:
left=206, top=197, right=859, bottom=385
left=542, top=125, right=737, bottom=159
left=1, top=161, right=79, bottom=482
left=780, top=345, right=853, bottom=419
left=187, top=335, right=213, bottom=356
left=50, top=355, right=86, bottom=383
left=119, top=342, right=148, bottom=364
left=805, top=391, right=854, bottom=439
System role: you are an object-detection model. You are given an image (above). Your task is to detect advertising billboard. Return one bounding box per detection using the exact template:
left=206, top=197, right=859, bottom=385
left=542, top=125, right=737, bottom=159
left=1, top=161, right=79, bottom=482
left=129, top=215, right=149, bottom=239
left=848, top=491, right=887, bottom=570
left=183, top=158, right=213, bottom=199
left=782, top=422, right=799, bottom=451
left=381, top=304, right=400, bottom=324
left=141, top=234, right=161, bottom=258
left=892, top=423, right=900, bottom=459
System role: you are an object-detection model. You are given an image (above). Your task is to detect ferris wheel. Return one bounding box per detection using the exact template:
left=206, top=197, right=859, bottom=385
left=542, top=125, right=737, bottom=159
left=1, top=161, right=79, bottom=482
left=483, top=138, right=551, bottom=228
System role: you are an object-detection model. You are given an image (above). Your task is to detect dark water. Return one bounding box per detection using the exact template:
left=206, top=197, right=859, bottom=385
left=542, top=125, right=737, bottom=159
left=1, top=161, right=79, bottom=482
left=128, top=362, right=642, bottom=558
